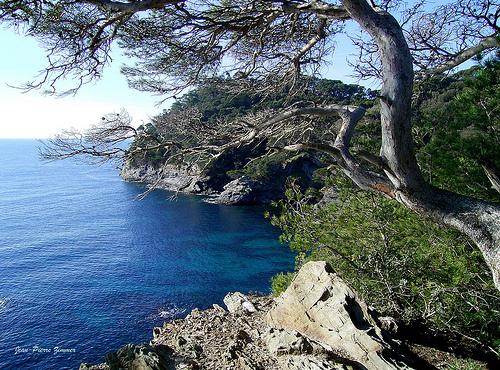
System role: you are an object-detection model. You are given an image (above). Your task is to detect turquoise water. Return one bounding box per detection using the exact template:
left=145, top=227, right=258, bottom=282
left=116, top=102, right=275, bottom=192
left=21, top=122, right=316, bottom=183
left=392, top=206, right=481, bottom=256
left=0, top=140, right=294, bottom=369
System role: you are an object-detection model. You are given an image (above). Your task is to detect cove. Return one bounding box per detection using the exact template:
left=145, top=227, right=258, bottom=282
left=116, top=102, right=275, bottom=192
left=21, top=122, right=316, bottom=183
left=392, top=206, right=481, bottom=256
left=0, top=139, right=294, bottom=370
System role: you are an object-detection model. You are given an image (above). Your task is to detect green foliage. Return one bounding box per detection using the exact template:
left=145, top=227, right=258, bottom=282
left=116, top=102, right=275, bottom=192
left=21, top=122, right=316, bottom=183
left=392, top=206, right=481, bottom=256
left=270, top=178, right=500, bottom=352
left=241, top=152, right=289, bottom=181
left=414, top=55, right=500, bottom=202
left=127, top=77, right=378, bottom=177
left=167, top=76, right=378, bottom=125
left=169, top=83, right=262, bottom=125
left=446, top=360, right=485, bottom=370
left=270, top=271, right=296, bottom=297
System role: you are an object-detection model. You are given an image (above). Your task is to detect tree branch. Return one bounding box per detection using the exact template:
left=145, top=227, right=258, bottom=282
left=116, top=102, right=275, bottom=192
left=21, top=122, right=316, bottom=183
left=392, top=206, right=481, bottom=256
left=280, top=0, right=351, bottom=21
left=81, top=0, right=183, bottom=13
left=479, top=155, right=500, bottom=194
left=416, top=35, right=500, bottom=80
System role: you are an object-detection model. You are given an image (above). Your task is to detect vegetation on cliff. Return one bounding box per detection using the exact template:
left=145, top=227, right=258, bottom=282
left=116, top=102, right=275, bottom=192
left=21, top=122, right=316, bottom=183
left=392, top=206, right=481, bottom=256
left=270, top=56, right=500, bottom=358
left=124, top=77, right=379, bottom=198
left=128, top=77, right=378, bottom=170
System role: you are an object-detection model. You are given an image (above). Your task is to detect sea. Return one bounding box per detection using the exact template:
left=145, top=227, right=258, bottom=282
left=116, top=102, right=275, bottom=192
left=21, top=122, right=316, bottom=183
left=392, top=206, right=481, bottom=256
left=0, top=139, right=294, bottom=370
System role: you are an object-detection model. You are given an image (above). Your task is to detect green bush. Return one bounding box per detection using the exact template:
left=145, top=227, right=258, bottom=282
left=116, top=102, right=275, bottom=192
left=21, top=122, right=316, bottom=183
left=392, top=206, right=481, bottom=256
left=269, top=178, right=500, bottom=354
left=270, top=271, right=296, bottom=297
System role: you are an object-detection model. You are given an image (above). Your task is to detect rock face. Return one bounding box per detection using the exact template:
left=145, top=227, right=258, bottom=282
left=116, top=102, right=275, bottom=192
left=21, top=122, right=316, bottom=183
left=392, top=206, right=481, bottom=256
left=120, top=162, right=208, bottom=194
left=120, top=153, right=323, bottom=205
left=81, top=262, right=415, bottom=370
left=208, top=176, right=284, bottom=205
left=79, top=343, right=175, bottom=370
left=266, top=261, right=414, bottom=369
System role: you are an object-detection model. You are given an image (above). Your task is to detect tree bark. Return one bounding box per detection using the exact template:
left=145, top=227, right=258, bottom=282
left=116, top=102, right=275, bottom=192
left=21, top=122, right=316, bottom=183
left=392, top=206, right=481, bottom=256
left=341, top=0, right=500, bottom=289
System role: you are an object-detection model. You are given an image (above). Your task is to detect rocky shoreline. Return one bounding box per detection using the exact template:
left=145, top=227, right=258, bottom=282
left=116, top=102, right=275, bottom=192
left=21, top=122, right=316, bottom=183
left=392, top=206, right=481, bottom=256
left=120, top=155, right=322, bottom=206
left=79, top=262, right=486, bottom=370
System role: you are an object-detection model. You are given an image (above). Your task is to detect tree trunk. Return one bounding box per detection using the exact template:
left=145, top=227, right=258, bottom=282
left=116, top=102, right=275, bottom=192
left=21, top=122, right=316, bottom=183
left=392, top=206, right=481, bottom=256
left=341, top=0, right=500, bottom=290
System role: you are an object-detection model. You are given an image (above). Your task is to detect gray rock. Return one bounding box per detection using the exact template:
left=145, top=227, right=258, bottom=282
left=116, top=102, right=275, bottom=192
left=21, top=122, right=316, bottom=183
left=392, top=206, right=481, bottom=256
left=266, top=261, right=415, bottom=370
left=113, top=343, right=174, bottom=370
left=78, top=364, right=94, bottom=370
left=120, top=162, right=204, bottom=193
left=266, top=328, right=310, bottom=356
left=210, top=176, right=258, bottom=205
left=278, top=355, right=350, bottom=370
left=223, top=292, right=257, bottom=313
left=265, top=327, right=349, bottom=370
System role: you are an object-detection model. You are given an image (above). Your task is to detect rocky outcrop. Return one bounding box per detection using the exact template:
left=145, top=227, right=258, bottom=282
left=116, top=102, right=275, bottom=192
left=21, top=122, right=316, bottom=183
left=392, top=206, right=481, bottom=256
left=223, top=291, right=258, bottom=313
left=120, top=153, right=323, bottom=205
left=266, top=261, right=414, bottom=369
left=208, top=176, right=284, bottom=205
left=120, top=162, right=210, bottom=194
left=81, top=262, right=418, bottom=370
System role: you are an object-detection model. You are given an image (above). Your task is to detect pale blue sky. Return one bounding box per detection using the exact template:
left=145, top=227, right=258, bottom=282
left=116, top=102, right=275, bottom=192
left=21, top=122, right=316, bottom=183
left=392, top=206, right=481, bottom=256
left=0, top=26, right=359, bottom=139
left=0, top=29, right=164, bottom=138
left=1, top=0, right=450, bottom=139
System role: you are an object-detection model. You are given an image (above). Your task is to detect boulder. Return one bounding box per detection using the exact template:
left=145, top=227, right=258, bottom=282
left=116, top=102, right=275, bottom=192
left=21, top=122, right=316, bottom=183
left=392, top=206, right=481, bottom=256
left=266, top=261, right=415, bottom=369
left=209, top=176, right=272, bottom=205
left=223, top=291, right=257, bottom=313
left=107, top=343, right=175, bottom=370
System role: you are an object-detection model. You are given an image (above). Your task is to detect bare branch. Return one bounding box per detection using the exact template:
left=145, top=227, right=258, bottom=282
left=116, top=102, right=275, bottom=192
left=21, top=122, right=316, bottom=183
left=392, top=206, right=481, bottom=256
left=81, top=0, right=183, bottom=13
left=416, top=35, right=500, bottom=80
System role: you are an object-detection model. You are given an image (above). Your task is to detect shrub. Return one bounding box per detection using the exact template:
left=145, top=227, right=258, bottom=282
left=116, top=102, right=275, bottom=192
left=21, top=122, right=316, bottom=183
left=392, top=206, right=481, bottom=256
left=269, top=178, right=500, bottom=354
left=270, top=271, right=296, bottom=297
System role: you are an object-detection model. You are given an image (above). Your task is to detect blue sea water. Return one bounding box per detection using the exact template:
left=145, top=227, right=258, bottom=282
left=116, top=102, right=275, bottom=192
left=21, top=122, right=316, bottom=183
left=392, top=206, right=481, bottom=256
left=0, top=139, right=294, bottom=370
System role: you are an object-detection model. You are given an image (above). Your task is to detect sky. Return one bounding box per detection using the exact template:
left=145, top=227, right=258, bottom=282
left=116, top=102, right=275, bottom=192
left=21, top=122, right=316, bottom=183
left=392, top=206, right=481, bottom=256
left=0, top=25, right=361, bottom=139
left=0, top=29, right=166, bottom=139
left=0, top=0, right=453, bottom=139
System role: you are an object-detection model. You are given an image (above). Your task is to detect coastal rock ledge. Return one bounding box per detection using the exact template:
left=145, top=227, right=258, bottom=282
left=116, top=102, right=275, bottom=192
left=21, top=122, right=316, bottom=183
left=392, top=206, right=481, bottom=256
left=80, top=262, right=416, bottom=370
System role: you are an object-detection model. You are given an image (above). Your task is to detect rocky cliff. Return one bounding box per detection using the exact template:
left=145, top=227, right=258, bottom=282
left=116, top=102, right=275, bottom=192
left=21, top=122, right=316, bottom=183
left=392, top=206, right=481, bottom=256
left=81, top=262, right=470, bottom=370
left=120, top=162, right=209, bottom=195
left=120, top=154, right=322, bottom=206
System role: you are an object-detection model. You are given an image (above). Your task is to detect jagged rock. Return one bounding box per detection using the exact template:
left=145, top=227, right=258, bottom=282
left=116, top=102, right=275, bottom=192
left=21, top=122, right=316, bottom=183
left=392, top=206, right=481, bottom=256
left=238, top=355, right=259, bottom=370
left=223, top=291, right=258, bottom=313
left=212, top=303, right=226, bottom=312
left=209, top=176, right=281, bottom=205
left=120, top=162, right=206, bottom=194
left=278, top=355, right=349, bottom=370
left=373, top=314, right=399, bottom=335
left=265, top=327, right=351, bottom=370
left=266, top=261, right=415, bottom=370
left=110, top=343, right=175, bottom=370
left=265, top=327, right=327, bottom=356
left=151, top=294, right=282, bottom=369
left=79, top=363, right=109, bottom=370
left=104, top=352, right=120, bottom=370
